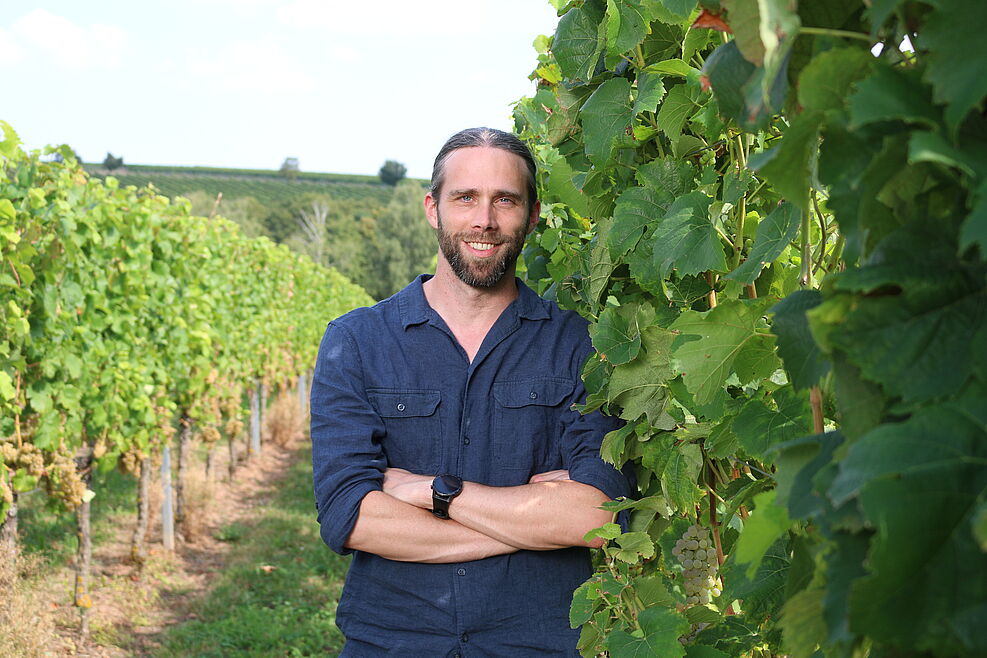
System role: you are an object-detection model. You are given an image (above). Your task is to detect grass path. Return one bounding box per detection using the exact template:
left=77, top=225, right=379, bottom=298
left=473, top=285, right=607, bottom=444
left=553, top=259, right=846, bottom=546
left=155, top=444, right=348, bottom=656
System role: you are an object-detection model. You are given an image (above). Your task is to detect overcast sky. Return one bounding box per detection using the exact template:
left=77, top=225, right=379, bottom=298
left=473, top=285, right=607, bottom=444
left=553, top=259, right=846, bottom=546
left=1, top=1, right=560, bottom=178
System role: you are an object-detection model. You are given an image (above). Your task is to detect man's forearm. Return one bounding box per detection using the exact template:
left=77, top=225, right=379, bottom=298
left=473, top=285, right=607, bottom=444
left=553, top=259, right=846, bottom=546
left=384, top=469, right=613, bottom=551
left=345, top=490, right=521, bottom=563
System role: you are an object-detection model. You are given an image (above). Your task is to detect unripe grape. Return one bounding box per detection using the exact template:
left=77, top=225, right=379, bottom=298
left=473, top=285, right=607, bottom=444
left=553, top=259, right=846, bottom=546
left=675, top=523, right=722, bottom=606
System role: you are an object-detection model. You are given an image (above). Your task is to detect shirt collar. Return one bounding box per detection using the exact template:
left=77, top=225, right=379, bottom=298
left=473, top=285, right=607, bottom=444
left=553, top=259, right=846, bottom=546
left=398, top=274, right=551, bottom=329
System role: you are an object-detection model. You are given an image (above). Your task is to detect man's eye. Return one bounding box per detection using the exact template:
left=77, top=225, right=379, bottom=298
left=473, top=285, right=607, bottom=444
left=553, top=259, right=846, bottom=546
left=497, top=197, right=515, bottom=205
left=459, top=195, right=474, bottom=202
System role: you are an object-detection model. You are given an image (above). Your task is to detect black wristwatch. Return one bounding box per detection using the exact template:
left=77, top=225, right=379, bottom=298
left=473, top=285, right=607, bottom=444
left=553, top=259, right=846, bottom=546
left=431, top=474, right=463, bottom=519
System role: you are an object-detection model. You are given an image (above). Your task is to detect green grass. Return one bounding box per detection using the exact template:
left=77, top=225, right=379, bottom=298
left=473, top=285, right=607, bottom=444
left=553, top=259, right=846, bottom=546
left=154, top=446, right=350, bottom=657
left=18, top=462, right=139, bottom=568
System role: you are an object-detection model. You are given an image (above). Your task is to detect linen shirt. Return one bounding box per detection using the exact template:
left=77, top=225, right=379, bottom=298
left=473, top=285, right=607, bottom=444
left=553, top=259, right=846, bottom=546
left=310, top=275, right=631, bottom=656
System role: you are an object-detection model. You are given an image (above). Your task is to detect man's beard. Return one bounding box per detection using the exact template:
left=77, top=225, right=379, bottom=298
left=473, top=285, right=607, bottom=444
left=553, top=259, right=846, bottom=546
left=436, top=211, right=528, bottom=288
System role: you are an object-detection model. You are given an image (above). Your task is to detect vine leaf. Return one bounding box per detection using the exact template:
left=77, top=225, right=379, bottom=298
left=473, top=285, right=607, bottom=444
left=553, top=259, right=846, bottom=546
left=649, top=191, right=726, bottom=278
left=554, top=2, right=606, bottom=82
left=656, top=84, right=700, bottom=146
left=609, top=325, right=678, bottom=426
left=590, top=303, right=653, bottom=365
left=605, top=606, right=689, bottom=658
left=636, top=156, right=697, bottom=196
left=721, top=538, right=789, bottom=622
left=661, top=442, right=704, bottom=512
left=770, top=289, right=829, bottom=391
left=634, top=68, right=667, bottom=116
left=797, top=47, right=873, bottom=114
left=732, top=386, right=813, bottom=462
left=830, top=399, right=987, bottom=647
left=921, top=1, right=987, bottom=134
left=605, top=0, right=650, bottom=63
left=671, top=298, right=775, bottom=404
left=848, top=64, right=941, bottom=131
left=749, top=110, right=824, bottom=213
left=734, top=489, right=792, bottom=577
left=778, top=587, right=827, bottom=658
left=726, top=201, right=800, bottom=285
left=608, top=186, right=671, bottom=259
left=582, top=77, right=634, bottom=167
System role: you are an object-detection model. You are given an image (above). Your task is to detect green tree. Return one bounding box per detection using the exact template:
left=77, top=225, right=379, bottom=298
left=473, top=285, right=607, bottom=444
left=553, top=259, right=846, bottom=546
left=102, top=152, right=123, bottom=170
left=366, top=180, right=434, bottom=299
left=378, top=159, right=407, bottom=186
left=280, top=157, right=299, bottom=180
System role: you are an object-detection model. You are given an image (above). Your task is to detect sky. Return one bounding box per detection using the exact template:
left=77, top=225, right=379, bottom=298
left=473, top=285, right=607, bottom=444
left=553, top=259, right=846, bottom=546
left=0, top=1, right=561, bottom=179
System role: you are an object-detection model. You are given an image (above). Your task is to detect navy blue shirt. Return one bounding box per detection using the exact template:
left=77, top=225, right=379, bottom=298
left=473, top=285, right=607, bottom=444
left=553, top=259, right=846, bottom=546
left=310, top=275, right=630, bottom=656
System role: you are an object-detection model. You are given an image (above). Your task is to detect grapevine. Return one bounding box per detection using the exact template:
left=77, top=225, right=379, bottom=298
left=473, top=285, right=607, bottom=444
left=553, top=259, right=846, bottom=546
left=514, top=0, right=987, bottom=656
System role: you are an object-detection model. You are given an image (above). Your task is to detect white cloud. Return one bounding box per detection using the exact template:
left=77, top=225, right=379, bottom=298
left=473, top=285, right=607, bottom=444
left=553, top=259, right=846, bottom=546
left=10, top=9, right=128, bottom=70
left=0, top=28, right=25, bottom=66
left=276, top=0, right=491, bottom=35
left=188, top=40, right=316, bottom=94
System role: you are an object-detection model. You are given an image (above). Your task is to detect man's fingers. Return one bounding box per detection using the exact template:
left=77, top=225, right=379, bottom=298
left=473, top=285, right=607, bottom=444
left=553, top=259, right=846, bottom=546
left=529, top=469, right=570, bottom=483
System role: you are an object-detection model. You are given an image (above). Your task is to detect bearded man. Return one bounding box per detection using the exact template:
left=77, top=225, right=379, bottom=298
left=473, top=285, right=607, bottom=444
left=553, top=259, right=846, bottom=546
left=310, top=127, right=632, bottom=656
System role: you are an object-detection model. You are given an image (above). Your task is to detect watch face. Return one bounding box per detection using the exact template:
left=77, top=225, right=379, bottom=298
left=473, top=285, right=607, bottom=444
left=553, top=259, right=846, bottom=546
left=433, top=474, right=463, bottom=496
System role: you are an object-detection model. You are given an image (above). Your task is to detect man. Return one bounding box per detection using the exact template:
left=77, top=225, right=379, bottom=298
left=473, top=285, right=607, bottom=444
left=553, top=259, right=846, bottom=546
left=311, top=127, right=632, bottom=656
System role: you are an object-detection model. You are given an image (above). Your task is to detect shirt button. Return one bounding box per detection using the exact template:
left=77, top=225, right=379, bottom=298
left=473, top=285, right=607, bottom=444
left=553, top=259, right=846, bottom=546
left=461, top=633, right=469, bottom=643
left=396, top=403, right=406, bottom=412
left=463, top=437, right=470, bottom=445
left=529, top=391, right=538, bottom=399
left=457, top=568, right=466, bottom=576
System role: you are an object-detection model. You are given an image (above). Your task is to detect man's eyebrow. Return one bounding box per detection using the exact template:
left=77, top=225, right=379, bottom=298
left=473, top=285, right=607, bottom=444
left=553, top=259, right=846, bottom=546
left=446, top=188, right=479, bottom=198
left=446, top=188, right=523, bottom=200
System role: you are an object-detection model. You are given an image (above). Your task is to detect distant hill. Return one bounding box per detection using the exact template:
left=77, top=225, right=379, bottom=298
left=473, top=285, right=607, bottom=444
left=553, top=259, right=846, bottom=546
left=82, top=163, right=408, bottom=206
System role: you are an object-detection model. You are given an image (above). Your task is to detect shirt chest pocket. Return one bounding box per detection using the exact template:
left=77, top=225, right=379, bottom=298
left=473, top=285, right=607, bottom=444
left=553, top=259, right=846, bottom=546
left=491, top=377, right=572, bottom=478
left=367, top=389, right=441, bottom=474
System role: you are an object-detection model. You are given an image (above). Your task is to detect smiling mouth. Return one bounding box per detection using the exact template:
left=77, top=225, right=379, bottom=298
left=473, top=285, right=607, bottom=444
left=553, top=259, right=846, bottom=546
left=465, top=241, right=497, bottom=252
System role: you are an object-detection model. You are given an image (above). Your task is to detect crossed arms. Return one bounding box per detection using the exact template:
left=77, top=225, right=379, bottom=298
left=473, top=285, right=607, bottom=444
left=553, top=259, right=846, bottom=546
left=344, top=468, right=614, bottom=563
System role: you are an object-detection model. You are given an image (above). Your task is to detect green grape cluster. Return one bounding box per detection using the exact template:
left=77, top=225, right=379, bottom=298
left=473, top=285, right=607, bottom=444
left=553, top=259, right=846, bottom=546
left=671, top=524, right=722, bottom=606
left=198, top=425, right=222, bottom=444
left=1, top=442, right=45, bottom=478
left=45, top=452, right=86, bottom=507
left=225, top=418, right=244, bottom=439
left=118, top=448, right=144, bottom=476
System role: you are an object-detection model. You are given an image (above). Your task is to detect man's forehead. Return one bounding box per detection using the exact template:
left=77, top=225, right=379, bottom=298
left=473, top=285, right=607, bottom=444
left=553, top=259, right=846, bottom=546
left=442, top=147, right=528, bottom=184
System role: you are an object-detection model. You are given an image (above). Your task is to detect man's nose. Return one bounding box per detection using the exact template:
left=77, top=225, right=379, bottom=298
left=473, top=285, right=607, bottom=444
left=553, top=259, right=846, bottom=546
left=472, top=202, right=498, bottom=231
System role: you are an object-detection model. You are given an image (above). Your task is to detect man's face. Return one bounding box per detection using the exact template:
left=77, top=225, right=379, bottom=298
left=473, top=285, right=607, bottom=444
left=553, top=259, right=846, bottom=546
left=425, top=146, right=539, bottom=289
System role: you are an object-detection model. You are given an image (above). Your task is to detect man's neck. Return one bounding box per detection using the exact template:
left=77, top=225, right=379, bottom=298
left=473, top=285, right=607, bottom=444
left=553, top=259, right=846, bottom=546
left=423, top=263, right=519, bottom=328
left=422, top=263, right=519, bottom=361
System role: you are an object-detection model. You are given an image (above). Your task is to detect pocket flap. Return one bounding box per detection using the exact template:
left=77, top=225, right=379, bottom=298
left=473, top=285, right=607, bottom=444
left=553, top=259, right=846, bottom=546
left=368, top=389, right=441, bottom=418
left=493, top=378, right=572, bottom=408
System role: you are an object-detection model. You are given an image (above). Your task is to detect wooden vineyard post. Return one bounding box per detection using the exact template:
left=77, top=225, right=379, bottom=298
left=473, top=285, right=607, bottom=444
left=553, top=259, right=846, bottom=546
left=249, top=380, right=261, bottom=458
left=160, top=443, right=175, bottom=552
left=131, top=456, right=151, bottom=567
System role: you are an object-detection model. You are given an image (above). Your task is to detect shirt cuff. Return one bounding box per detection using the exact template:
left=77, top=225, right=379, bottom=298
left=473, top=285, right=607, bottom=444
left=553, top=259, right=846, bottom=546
left=318, top=478, right=382, bottom=555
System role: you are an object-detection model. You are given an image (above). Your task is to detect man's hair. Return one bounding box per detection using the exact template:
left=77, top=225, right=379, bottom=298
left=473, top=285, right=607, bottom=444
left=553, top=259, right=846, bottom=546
left=429, top=127, right=537, bottom=210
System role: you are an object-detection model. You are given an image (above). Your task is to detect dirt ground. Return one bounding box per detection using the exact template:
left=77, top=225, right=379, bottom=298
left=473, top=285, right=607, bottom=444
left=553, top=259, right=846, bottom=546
left=3, top=404, right=308, bottom=658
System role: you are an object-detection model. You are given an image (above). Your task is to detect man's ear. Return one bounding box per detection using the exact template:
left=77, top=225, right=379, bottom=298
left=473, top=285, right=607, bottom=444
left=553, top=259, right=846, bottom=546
left=526, top=201, right=541, bottom=234
left=424, top=193, right=439, bottom=230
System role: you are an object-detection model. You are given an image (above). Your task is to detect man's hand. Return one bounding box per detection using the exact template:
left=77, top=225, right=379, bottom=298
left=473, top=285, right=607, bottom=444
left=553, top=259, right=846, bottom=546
left=382, top=468, right=433, bottom=509
left=528, top=469, right=571, bottom=483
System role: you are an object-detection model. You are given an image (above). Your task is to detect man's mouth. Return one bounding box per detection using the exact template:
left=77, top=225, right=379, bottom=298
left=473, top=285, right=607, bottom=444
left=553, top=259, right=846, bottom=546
left=465, top=241, right=497, bottom=252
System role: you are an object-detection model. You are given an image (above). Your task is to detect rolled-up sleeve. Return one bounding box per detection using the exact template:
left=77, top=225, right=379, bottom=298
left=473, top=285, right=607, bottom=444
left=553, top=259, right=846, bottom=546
left=310, top=321, right=385, bottom=554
